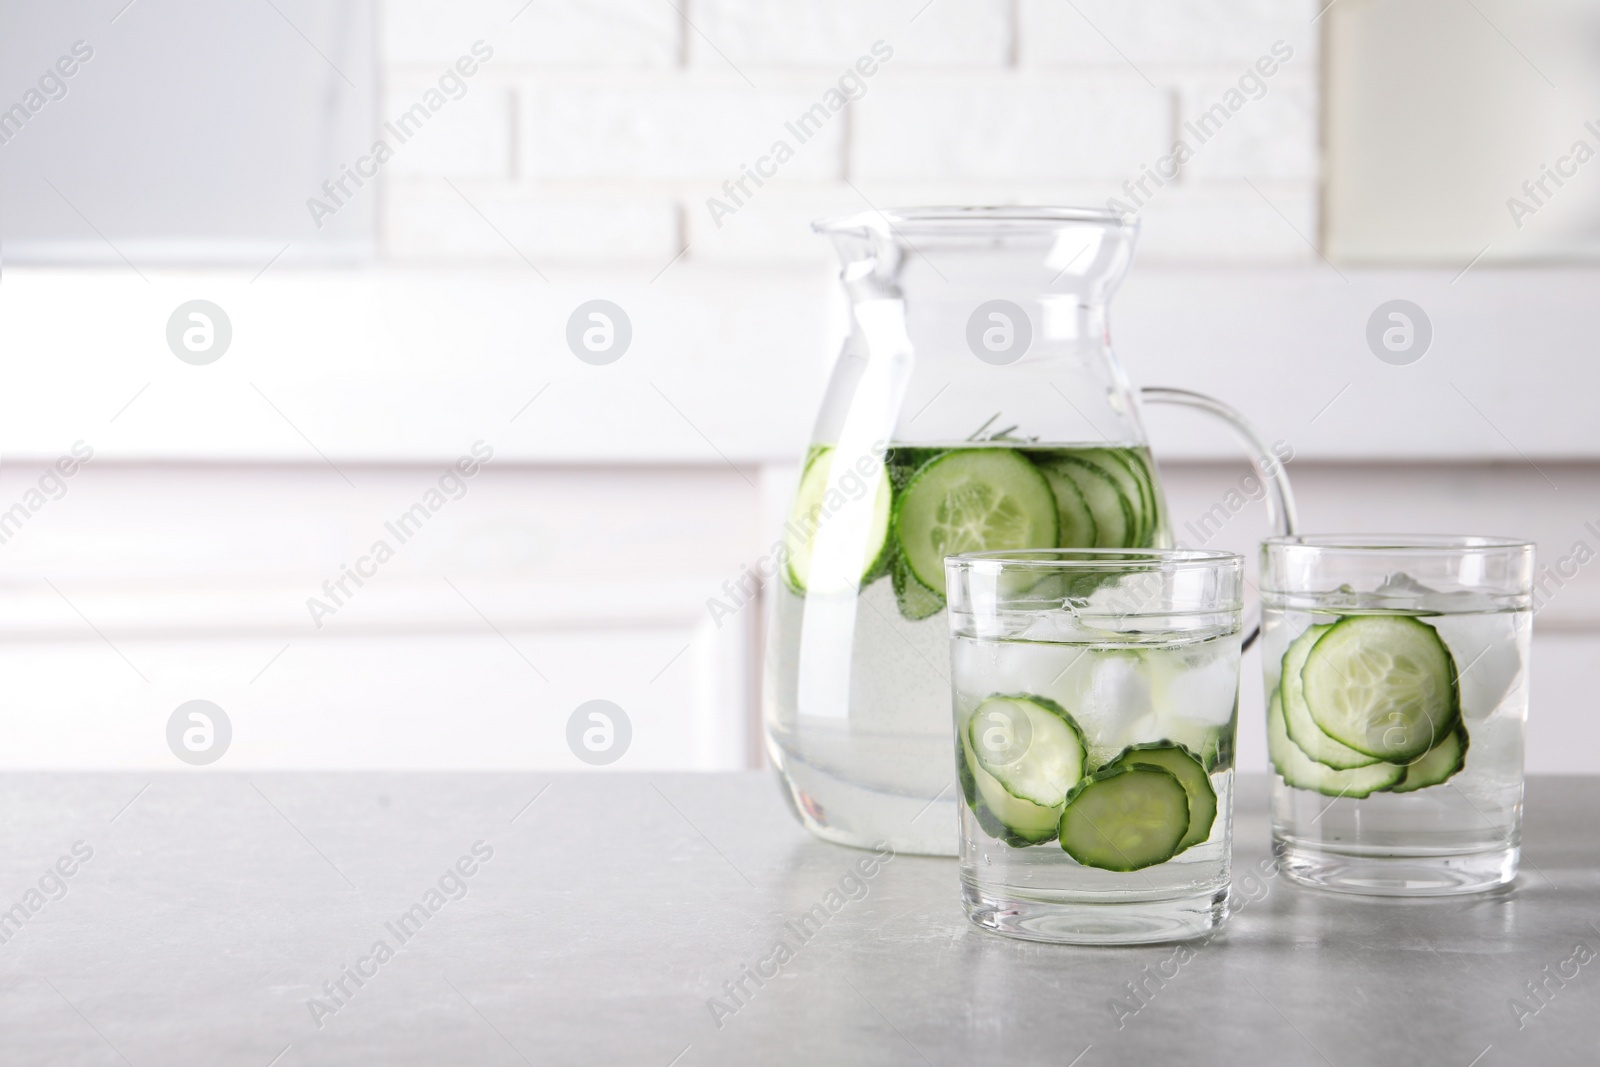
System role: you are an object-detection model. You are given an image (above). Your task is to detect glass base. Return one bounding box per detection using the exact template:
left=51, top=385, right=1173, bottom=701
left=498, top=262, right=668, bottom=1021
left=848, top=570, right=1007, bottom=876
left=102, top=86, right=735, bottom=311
left=775, top=767, right=958, bottom=857
left=961, top=881, right=1229, bottom=945
left=1274, top=839, right=1519, bottom=896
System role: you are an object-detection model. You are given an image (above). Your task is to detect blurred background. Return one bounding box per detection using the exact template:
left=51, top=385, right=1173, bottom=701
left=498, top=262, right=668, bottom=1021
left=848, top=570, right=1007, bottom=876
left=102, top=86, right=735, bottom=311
left=0, top=0, right=1596, bottom=774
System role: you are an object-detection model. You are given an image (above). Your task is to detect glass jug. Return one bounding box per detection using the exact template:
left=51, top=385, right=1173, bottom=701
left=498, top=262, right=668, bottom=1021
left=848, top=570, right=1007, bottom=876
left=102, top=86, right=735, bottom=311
left=764, top=207, right=1296, bottom=856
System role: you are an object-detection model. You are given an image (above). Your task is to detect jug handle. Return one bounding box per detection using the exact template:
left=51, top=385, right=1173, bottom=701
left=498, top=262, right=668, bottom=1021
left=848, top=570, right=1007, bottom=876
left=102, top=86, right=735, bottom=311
left=1139, top=387, right=1299, bottom=652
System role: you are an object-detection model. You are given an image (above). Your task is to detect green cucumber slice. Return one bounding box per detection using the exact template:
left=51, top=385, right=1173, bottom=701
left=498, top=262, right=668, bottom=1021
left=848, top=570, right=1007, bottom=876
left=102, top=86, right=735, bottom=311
left=1119, top=450, right=1162, bottom=547
left=967, top=694, right=1088, bottom=808
left=782, top=446, right=892, bottom=594
left=893, top=448, right=1059, bottom=596
left=1267, top=689, right=1405, bottom=798
left=1281, top=625, right=1382, bottom=770
left=960, top=729, right=1060, bottom=845
left=1105, top=741, right=1217, bottom=851
left=958, top=736, right=1040, bottom=846
left=890, top=554, right=944, bottom=620
left=1036, top=460, right=1098, bottom=548
left=1390, top=725, right=1469, bottom=793
left=1080, top=449, right=1151, bottom=547
left=1058, top=764, right=1190, bottom=871
left=1302, top=615, right=1460, bottom=763
left=1041, top=456, right=1133, bottom=548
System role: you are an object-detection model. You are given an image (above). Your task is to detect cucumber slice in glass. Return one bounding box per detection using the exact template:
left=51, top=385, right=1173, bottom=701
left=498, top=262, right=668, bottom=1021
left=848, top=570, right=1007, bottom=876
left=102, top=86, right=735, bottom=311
left=1105, top=741, right=1217, bottom=851
left=1281, top=625, right=1382, bottom=770
left=960, top=729, right=1060, bottom=845
left=893, top=448, right=1059, bottom=596
left=1058, top=764, right=1190, bottom=871
left=1035, top=460, right=1098, bottom=548
left=1040, top=456, right=1133, bottom=548
left=967, top=694, right=1088, bottom=808
left=782, top=445, right=892, bottom=594
left=1390, top=725, right=1469, bottom=793
left=1267, top=689, right=1405, bottom=797
left=1302, top=615, right=1460, bottom=763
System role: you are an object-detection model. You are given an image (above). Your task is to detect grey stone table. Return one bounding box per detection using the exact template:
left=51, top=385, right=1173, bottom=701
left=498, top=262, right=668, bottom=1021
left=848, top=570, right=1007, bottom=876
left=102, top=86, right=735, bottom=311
left=0, top=773, right=1595, bottom=1066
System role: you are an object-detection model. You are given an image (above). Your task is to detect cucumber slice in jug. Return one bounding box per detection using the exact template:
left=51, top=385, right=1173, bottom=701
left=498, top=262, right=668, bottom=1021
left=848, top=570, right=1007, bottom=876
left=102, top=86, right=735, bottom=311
left=960, top=729, right=1061, bottom=845
left=1040, top=456, right=1134, bottom=548
left=888, top=447, right=946, bottom=492
left=1301, top=615, right=1460, bottom=764
left=782, top=446, right=892, bottom=594
left=1281, top=625, right=1382, bottom=770
left=1267, top=690, right=1405, bottom=798
left=1118, top=450, right=1163, bottom=546
left=1058, top=764, right=1190, bottom=871
left=967, top=694, right=1088, bottom=808
left=893, top=448, right=1059, bottom=596
left=1390, top=725, right=1469, bottom=793
left=1034, top=459, right=1098, bottom=548
left=1105, top=741, right=1217, bottom=851
left=890, top=554, right=945, bottom=620
left=1080, top=449, right=1152, bottom=546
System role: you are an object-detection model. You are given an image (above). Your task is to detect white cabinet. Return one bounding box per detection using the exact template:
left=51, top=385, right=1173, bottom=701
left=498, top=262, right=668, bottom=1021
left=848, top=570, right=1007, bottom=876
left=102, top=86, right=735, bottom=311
left=0, top=463, right=760, bottom=770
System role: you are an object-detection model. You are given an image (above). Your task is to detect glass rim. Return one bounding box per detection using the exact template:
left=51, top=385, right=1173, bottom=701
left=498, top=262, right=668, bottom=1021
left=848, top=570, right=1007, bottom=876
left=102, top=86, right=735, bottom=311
left=1262, top=534, right=1535, bottom=554
left=813, top=205, right=1137, bottom=236
left=947, top=548, right=1243, bottom=571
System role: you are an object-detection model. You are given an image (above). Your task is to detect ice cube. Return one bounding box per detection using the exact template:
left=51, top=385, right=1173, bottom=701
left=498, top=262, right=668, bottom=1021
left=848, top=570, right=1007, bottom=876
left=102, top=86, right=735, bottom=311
left=1090, top=653, right=1153, bottom=719
left=1374, top=571, right=1436, bottom=598
left=1436, top=613, right=1525, bottom=723
left=987, top=637, right=1083, bottom=708
left=1070, top=652, right=1153, bottom=757
left=1150, top=642, right=1240, bottom=728
left=1417, top=588, right=1501, bottom=615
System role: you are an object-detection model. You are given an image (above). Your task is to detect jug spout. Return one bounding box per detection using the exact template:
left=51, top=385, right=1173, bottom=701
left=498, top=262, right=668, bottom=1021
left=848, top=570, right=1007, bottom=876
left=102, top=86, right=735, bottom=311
left=810, top=206, right=1149, bottom=452
left=814, top=206, right=1140, bottom=317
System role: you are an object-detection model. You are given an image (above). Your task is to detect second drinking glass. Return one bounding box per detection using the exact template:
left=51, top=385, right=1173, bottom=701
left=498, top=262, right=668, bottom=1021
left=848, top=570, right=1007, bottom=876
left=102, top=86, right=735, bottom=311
left=946, top=548, right=1245, bottom=944
left=1261, top=535, right=1535, bottom=895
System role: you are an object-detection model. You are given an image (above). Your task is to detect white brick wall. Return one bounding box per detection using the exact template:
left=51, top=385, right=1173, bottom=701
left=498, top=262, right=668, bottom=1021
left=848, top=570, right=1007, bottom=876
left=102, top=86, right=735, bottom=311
left=381, top=0, right=680, bottom=67
left=853, top=77, right=1170, bottom=182
left=518, top=77, right=845, bottom=182
left=1175, top=74, right=1319, bottom=181
left=383, top=77, right=516, bottom=178
left=690, top=0, right=1011, bottom=67
left=385, top=180, right=680, bottom=263
left=376, top=0, right=1322, bottom=266
left=1017, top=0, right=1318, bottom=66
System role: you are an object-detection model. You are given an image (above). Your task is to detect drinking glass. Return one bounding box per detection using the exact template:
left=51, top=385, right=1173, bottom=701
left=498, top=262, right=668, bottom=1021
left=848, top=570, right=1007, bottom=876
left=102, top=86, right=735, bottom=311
left=1261, top=535, right=1535, bottom=895
left=946, top=548, right=1245, bottom=944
